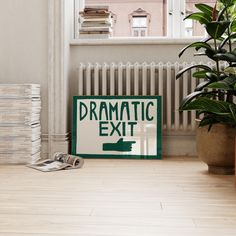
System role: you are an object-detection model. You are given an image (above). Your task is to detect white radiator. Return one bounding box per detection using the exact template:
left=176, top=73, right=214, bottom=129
left=78, top=62, right=212, bottom=132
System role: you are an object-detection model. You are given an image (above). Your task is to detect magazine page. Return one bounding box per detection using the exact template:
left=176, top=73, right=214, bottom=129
left=53, top=152, right=84, bottom=169
left=27, top=152, right=84, bottom=172
left=27, top=159, right=71, bottom=172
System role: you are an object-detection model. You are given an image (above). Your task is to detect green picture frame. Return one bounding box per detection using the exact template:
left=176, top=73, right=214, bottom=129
left=72, top=96, right=162, bottom=159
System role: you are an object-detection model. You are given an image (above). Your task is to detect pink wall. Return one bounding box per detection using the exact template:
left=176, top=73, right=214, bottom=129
left=107, top=1, right=165, bottom=36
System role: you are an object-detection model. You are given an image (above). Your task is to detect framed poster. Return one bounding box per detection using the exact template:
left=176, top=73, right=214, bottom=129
left=72, top=96, right=162, bottom=159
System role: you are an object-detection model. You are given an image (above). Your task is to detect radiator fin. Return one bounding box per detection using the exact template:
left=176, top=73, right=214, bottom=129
left=78, top=62, right=207, bottom=132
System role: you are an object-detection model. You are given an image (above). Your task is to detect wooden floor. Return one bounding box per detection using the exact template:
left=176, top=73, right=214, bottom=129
left=0, top=157, right=236, bottom=236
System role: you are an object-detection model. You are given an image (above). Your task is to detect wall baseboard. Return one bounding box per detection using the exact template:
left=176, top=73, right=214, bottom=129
left=163, top=134, right=197, bottom=156
left=40, top=133, right=196, bottom=158
left=41, top=133, right=70, bottom=159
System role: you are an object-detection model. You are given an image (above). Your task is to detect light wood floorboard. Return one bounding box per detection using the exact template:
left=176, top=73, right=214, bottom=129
left=0, top=157, right=236, bottom=236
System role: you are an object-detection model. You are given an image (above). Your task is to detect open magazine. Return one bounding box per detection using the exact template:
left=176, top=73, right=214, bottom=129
left=27, top=152, right=84, bottom=172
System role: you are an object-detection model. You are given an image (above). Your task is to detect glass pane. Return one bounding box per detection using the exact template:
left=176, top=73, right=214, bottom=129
left=84, top=0, right=167, bottom=37
left=132, top=17, right=147, bottom=28
left=141, top=30, right=146, bottom=37
left=133, top=30, right=139, bottom=37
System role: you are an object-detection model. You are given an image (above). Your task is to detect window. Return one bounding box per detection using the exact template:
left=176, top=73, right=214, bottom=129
left=75, top=0, right=216, bottom=39
left=129, top=9, right=150, bottom=37
left=132, top=16, right=148, bottom=37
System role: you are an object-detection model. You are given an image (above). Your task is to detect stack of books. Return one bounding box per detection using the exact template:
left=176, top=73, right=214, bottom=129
left=79, top=6, right=112, bottom=39
left=0, top=84, right=41, bottom=164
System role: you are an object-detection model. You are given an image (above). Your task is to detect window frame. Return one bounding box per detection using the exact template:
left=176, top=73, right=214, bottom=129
left=73, top=0, right=203, bottom=42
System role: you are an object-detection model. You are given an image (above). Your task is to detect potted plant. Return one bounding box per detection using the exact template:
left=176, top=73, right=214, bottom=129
left=177, top=0, right=236, bottom=174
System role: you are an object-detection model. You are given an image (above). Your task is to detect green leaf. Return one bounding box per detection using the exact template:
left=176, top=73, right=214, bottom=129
left=194, top=80, right=212, bottom=91
left=192, top=70, right=210, bottom=78
left=198, top=116, right=219, bottom=128
left=194, top=52, right=207, bottom=56
left=230, top=20, right=236, bottom=32
left=181, top=97, right=232, bottom=115
left=184, top=12, right=211, bottom=25
left=207, top=81, right=232, bottom=89
left=178, top=42, right=212, bottom=57
left=219, top=0, right=235, bottom=6
left=205, top=48, right=217, bottom=60
left=176, top=65, right=212, bottom=79
left=207, top=76, right=236, bottom=90
left=207, top=76, right=236, bottom=91
left=219, top=32, right=236, bottom=49
left=220, top=73, right=228, bottom=80
left=217, top=5, right=228, bottom=21
left=223, top=75, right=236, bottom=84
left=179, top=91, right=210, bottom=110
left=195, top=37, right=212, bottom=51
left=205, top=72, right=219, bottom=81
left=213, top=52, right=236, bottom=62
left=195, top=4, right=213, bottom=16
left=216, top=36, right=225, bottom=42
left=205, top=21, right=230, bottom=39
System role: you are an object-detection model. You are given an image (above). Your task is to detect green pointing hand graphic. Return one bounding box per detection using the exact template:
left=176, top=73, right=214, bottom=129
left=103, top=138, right=136, bottom=152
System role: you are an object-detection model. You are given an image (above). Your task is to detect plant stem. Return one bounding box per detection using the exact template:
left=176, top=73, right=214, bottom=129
left=214, top=38, right=224, bottom=101
left=214, top=38, right=220, bottom=78
left=225, top=8, right=232, bottom=55
left=225, top=7, right=233, bottom=102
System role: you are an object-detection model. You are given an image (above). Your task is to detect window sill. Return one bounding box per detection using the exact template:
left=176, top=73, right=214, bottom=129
left=70, top=37, right=203, bottom=46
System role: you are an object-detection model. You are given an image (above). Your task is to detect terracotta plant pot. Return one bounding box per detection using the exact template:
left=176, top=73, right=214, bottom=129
left=235, top=137, right=236, bottom=186
left=196, top=122, right=236, bottom=175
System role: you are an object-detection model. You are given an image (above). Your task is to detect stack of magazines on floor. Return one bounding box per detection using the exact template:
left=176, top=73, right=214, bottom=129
left=79, top=5, right=112, bottom=39
left=0, top=84, right=41, bottom=164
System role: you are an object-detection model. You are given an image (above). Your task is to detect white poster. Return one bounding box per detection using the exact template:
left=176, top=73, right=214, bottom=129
left=72, top=96, right=162, bottom=159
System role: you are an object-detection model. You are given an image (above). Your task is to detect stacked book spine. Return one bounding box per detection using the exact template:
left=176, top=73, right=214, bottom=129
left=0, top=84, right=41, bottom=164
left=79, top=6, right=112, bottom=39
